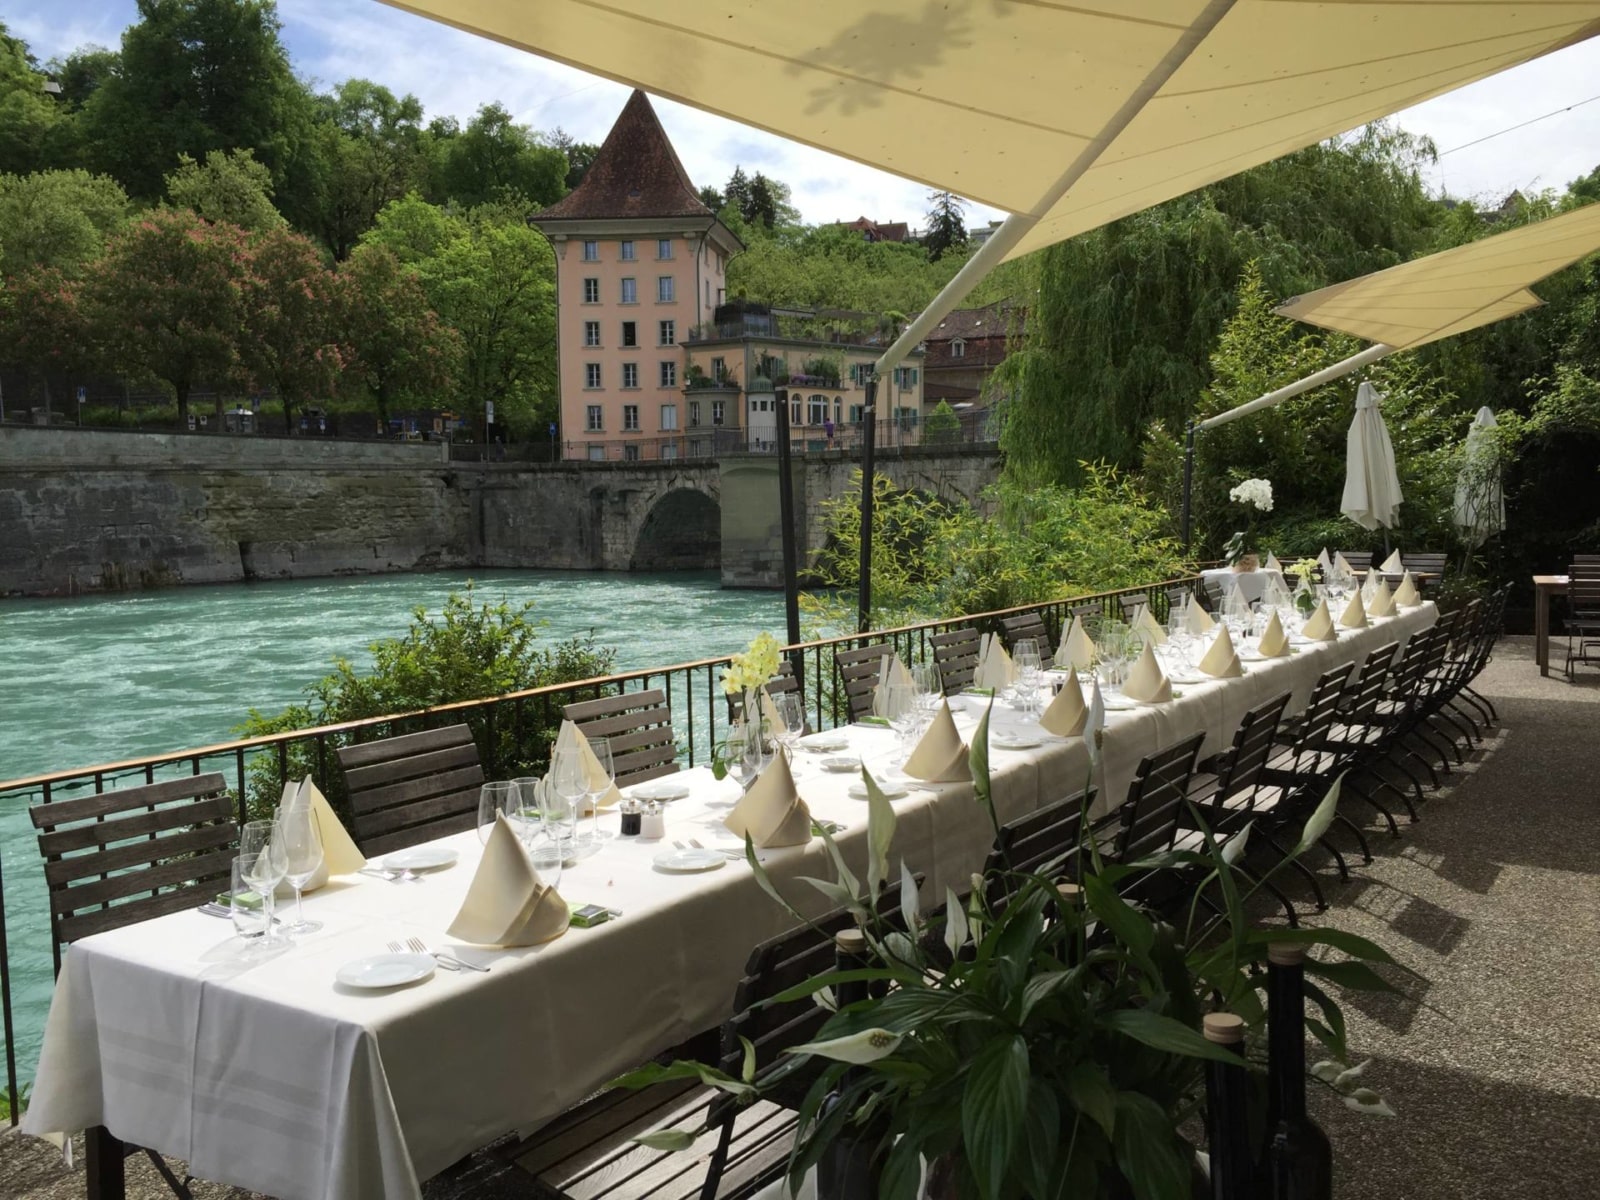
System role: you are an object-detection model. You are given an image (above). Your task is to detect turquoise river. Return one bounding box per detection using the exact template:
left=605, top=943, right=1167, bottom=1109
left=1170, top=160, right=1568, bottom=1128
left=0, top=570, right=783, bottom=1092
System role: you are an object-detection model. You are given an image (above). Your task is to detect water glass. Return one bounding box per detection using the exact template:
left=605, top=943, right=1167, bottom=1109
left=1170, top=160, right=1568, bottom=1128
left=541, top=771, right=581, bottom=852
left=911, top=663, right=942, bottom=708
left=773, top=693, right=805, bottom=760
left=548, top=747, right=589, bottom=847
left=240, top=819, right=286, bottom=944
left=510, top=776, right=543, bottom=847
left=885, top=682, right=918, bottom=764
left=585, top=736, right=615, bottom=841
left=230, top=855, right=270, bottom=941
left=275, top=804, right=324, bottom=935
left=477, top=780, right=517, bottom=845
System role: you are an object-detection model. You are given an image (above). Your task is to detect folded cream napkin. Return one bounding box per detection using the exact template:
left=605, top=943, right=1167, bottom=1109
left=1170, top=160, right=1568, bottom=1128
left=1198, top=625, right=1245, bottom=679
left=903, top=699, right=971, bottom=783
left=553, top=720, right=626, bottom=809
left=871, top=653, right=915, bottom=718
left=1302, top=598, right=1337, bottom=642
left=1360, top=571, right=1378, bottom=604
left=1261, top=574, right=1289, bottom=610
left=277, top=777, right=365, bottom=893
left=1184, top=599, right=1215, bottom=635
left=1316, top=548, right=1333, bottom=574
left=1040, top=671, right=1087, bottom=737
left=1339, top=590, right=1369, bottom=629
left=447, top=814, right=569, bottom=947
left=1265, top=551, right=1283, bottom=573
left=1394, top=571, right=1421, bottom=607
left=1133, top=604, right=1168, bottom=646
left=724, top=750, right=812, bottom=847
left=1334, top=551, right=1355, bottom=579
left=1368, top=578, right=1396, bottom=618
left=1121, top=641, right=1173, bottom=703
left=1057, top=616, right=1096, bottom=671
left=1380, top=549, right=1403, bottom=573
left=1222, top=584, right=1252, bottom=623
left=1258, top=612, right=1290, bottom=658
left=759, top=686, right=789, bottom=736
left=974, top=635, right=1016, bottom=692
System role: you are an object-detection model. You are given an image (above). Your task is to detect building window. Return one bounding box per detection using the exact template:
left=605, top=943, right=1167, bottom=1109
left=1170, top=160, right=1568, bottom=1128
left=849, top=404, right=864, bottom=424
left=705, top=280, right=711, bottom=308
left=791, top=398, right=802, bottom=425
left=584, top=321, right=601, bottom=347
left=657, top=276, right=675, bottom=303
left=624, top=444, right=640, bottom=461
left=662, top=440, right=678, bottom=460
left=582, top=240, right=599, bottom=261
left=623, top=404, right=640, bottom=431
left=893, top=366, right=919, bottom=388
left=622, top=363, right=639, bottom=389
left=661, top=403, right=678, bottom=431
left=622, top=321, right=637, bottom=347
left=588, top=444, right=605, bottom=461
left=585, top=363, right=601, bottom=389
left=712, top=400, right=726, bottom=426
left=585, top=404, right=603, bottom=431
left=950, top=338, right=966, bottom=359
left=620, top=240, right=636, bottom=261
left=583, top=278, right=599, bottom=304
left=711, top=356, right=726, bottom=381
left=834, top=400, right=842, bottom=424
left=657, top=238, right=673, bottom=260
left=659, top=319, right=676, bottom=345
left=689, top=400, right=702, bottom=426
left=620, top=277, right=637, bottom=304
left=660, top=361, right=677, bottom=388
left=809, top=395, right=828, bottom=425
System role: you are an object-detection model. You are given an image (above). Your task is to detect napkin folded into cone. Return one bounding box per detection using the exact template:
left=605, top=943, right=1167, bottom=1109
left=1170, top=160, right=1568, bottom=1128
left=1121, top=641, right=1173, bottom=703
left=1132, top=604, right=1167, bottom=646
left=871, top=653, right=915, bottom=718
left=281, top=777, right=366, bottom=893
left=974, top=635, right=1016, bottom=692
left=1056, top=616, right=1096, bottom=672
left=1334, top=551, right=1356, bottom=579
left=1265, top=551, right=1283, bottom=573
left=1302, top=598, right=1337, bottom=642
left=1379, top=549, right=1404, bottom=574
left=1040, top=671, right=1087, bottom=737
left=903, top=700, right=971, bottom=783
left=1184, top=599, right=1215, bottom=635
left=1257, top=612, right=1290, bottom=658
left=1360, top=571, right=1378, bottom=604
left=1339, top=590, right=1369, bottom=629
left=1198, top=625, right=1245, bottom=679
left=1368, top=579, right=1396, bottom=618
left=553, top=720, right=625, bottom=809
left=1394, top=571, right=1421, bottom=607
left=759, top=687, right=790, bottom=737
left=724, top=750, right=812, bottom=847
left=447, top=814, right=569, bottom=946
left=1316, top=548, right=1333, bottom=574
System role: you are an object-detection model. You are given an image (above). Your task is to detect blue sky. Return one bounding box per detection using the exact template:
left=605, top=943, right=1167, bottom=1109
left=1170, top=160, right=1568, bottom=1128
left=8, top=0, right=1600, bottom=226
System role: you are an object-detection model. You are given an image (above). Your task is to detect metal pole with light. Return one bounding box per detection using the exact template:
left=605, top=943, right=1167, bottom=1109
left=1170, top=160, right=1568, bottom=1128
left=1180, top=420, right=1195, bottom=552
left=856, top=375, right=877, bottom=634
left=774, top=386, right=803, bottom=667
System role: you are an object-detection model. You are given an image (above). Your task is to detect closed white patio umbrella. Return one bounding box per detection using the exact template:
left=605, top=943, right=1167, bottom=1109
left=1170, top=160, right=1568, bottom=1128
left=1454, top=406, right=1506, bottom=546
left=1342, top=381, right=1403, bottom=531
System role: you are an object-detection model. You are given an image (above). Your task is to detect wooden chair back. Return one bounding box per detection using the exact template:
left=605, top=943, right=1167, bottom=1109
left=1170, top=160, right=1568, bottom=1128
left=834, top=642, right=892, bottom=721
left=1116, top=592, right=1146, bottom=621
left=1068, top=598, right=1105, bottom=624
left=1114, top=733, right=1206, bottom=864
left=563, top=688, right=680, bottom=787
left=1000, top=612, right=1049, bottom=654
left=1165, top=587, right=1192, bottom=620
left=31, top=772, right=235, bottom=954
left=1568, top=563, right=1600, bottom=618
left=337, top=723, right=484, bottom=857
left=1336, top=551, right=1374, bottom=572
left=1401, top=552, right=1447, bottom=578
left=1209, top=692, right=1291, bottom=818
left=1289, top=664, right=1355, bottom=770
left=983, top=789, right=1092, bottom=910
left=1339, top=642, right=1401, bottom=734
left=931, top=628, right=980, bottom=693
left=728, top=659, right=804, bottom=723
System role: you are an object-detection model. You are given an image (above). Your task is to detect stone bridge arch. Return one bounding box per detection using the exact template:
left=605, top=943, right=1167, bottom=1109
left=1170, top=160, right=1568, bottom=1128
left=629, top=486, right=722, bottom=571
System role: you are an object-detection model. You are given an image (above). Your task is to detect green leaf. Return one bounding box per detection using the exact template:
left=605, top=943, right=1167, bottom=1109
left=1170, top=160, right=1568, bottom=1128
left=1295, top=771, right=1344, bottom=855
left=1244, top=925, right=1405, bottom=968
left=1019, top=969, right=1075, bottom=1025
left=796, top=875, right=859, bottom=910
left=962, top=1034, right=1030, bottom=1200
left=744, top=833, right=806, bottom=923
left=879, top=1133, right=925, bottom=1200
left=863, top=767, right=897, bottom=899
left=1081, top=872, right=1155, bottom=960
left=1112, top=1092, right=1192, bottom=1200
left=970, top=698, right=994, bottom=818
left=1020, top=1080, right=1062, bottom=1200
left=1303, top=958, right=1404, bottom=994
left=819, top=820, right=862, bottom=901
left=1303, top=980, right=1349, bottom=1060
left=739, top=1036, right=757, bottom=1085
left=1064, top=1062, right=1117, bottom=1139
left=1100, top=1010, right=1246, bottom=1066
left=632, top=1129, right=695, bottom=1152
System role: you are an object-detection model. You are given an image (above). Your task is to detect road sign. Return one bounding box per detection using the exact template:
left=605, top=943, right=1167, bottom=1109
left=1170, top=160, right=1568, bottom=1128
left=485, top=400, right=495, bottom=425
left=76, top=386, right=86, bottom=405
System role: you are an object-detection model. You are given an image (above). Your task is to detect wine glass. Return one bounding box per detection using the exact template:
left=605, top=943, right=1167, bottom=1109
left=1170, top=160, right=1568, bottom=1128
left=274, top=804, right=324, bottom=935
left=477, top=781, right=517, bottom=845
left=585, top=736, right=615, bottom=841
left=510, top=776, right=542, bottom=847
left=1013, top=640, right=1042, bottom=718
left=773, top=693, right=805, bottom=761
left=738, top=719, right=773, bottom=789
left=885, top=682, right=918, bottom=766
left=240, top=819, right=285, bottom=945
left=541, top=769, right=581, bottom=856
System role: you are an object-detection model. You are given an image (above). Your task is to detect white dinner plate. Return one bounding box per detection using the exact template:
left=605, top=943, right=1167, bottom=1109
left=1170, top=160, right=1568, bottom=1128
left=1169, top=673, right=1209, bottom=685
left=336, top=952, right=435, bottom=990
left=821, top=756, right=861, bottom=773
left=631, top=780, right=691, bottom=803
left=799, top=731, right=850, bottom=753
left=653, top=847, right=728, bottom=873
left=1103, top=697, right=1142, bottom=711
left=382, top=846, right=459, bottom=872
left=990, top=731, right=1043, bottom=750
left=847, top=781, right=910, bottom=800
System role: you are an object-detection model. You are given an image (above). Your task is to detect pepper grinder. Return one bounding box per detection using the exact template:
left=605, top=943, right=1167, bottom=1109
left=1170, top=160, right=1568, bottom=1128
left=639, top=799, right=666, bottom=840
left=618, top=798, right=642, bottom=837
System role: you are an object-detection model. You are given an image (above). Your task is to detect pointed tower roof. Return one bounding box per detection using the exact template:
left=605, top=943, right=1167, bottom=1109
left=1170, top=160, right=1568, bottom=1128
left=533, top=90, right=713, bottom=222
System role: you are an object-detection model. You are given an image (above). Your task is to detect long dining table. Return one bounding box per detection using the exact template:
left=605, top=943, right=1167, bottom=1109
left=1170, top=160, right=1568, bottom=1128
left=22, top=602, right=1436, bottom=1200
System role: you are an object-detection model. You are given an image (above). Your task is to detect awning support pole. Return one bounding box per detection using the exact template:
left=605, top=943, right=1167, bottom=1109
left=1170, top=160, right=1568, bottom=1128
left=775, top=387, right=803, bottom=667
left=856, top=377, right=877, bottom=634
left=1195, top=343, right=1395, bottom=432
left=1181, top=421, right=1196, bottom=552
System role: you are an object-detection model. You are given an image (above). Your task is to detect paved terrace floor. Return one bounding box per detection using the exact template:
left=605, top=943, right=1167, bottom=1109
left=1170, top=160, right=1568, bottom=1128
left=3, top=634, right=1596, bottom=1200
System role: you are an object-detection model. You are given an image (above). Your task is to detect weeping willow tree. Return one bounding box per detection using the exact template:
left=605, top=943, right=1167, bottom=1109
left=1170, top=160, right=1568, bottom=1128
left=996, top=124, right=1442, bottom=487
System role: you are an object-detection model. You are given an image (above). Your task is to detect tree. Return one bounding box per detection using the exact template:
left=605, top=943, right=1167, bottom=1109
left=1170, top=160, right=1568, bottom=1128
left=337, top=243, right=461, bottom=428
left=79, top=0, right=313, bottom=200
left=165, top=147, right=285, bottom=230
left=745, top=173, right=779, bottom=229
left=724, top=167, right=751, bottom=221
left=83, top=206, right=251, bottom=419
left=47, top=46, right=120, bottom=110
left=298, top=79, right=428, bottom=259
left=0, top=169, right=129, bottom=276
left=697, top=184, right=724, bottom=211
left=922, top=399, right=961, bottom=444
left=0, top=21, right=68, bottom=175
left=0, top=267, right=93, bottom=417
left=549, top=126, right=599, bottom=191
left=239, top=225, right=343, bottom=430
left=923, top=191, right=968, bottom=261
left=432, top=103, right=567, bottom=209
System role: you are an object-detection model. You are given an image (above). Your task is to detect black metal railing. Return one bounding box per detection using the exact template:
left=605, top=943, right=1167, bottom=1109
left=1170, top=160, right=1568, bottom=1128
left=0, top=574, right=1199, bottom=1122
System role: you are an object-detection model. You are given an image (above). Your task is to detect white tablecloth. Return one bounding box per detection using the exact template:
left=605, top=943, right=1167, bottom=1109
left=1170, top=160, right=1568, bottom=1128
left=22, top=604, right=1435, bottom=1200
left=1199, top=566, right=1285, bottom=605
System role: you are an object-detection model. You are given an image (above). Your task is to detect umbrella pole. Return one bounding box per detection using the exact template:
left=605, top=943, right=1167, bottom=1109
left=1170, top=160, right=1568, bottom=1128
left=1181, top=421, right=1196, bottom=552
left=775, top=387, right=803, bottom=671
left=856, top=376, right=878, bottom=634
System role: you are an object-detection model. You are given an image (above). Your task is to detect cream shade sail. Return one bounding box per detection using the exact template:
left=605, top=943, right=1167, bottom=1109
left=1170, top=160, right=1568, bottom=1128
left=1276, top=202, right=1600, bottom=349
left=380, top=1, right=1600, bottom=265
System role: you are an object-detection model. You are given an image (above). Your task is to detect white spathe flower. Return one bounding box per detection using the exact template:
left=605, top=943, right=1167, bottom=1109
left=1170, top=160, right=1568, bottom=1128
left=1229, top=478, right=1274, bottom=512
left=787, top=1028, right=904, bottom=1064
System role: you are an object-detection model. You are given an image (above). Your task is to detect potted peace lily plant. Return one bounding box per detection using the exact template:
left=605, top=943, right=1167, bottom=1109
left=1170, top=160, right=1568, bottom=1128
left=1223, top=478, right=1274, bottom=572
left=617, top=706, right=1403, bottom=1200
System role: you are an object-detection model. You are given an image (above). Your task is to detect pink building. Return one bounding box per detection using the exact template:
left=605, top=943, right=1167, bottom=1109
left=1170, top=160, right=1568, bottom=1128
left=532, top=91, right=743, bottom=461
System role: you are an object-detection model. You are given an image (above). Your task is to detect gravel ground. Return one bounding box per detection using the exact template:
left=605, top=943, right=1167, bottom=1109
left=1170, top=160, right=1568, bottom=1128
left=4, top=634, right=1593, bottom=1199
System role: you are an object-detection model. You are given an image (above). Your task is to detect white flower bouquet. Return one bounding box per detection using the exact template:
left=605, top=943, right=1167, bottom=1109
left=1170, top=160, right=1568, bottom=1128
left=1224, top=477, right=1274, bottom=565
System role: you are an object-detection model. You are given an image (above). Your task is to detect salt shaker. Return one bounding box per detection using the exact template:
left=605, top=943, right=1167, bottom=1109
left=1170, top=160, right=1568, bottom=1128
left=639, top=800, right=666, bottom=840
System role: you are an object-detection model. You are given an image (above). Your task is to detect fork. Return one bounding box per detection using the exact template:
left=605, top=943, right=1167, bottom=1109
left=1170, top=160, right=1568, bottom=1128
left=389, top=939, right=460, bottom=970
left=407, top=935, right=488, bottom=973
left=687, top=838, right=746, bottom=860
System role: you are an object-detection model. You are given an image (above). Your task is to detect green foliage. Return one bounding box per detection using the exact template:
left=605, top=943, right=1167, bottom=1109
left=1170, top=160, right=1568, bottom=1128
left=427, top=102, right=567, bottom=210
left=237, top=585, right=616, bottom=819
left=240, top=225, right=343, bottom=429
left=0, top=21, right=69, bottom=174
left=923, top=191, right=967, bottom=262
left=336, top=243, right=462, bottom=425
left=165, top=147, right=285, bottom=231
left=923, top=400, right=961, bottom=445
left=0, top=169, right=129, bottom=276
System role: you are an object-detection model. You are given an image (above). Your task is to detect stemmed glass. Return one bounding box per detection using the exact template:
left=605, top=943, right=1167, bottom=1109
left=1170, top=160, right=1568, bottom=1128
left=510, top=776, right=543, bottom=848
left=1013, top=640, right=1042, bottom=718
left=274, top=804, right=324, bottom=935
left=885, top=682, right=918, bottom=766
left=239, top=819, right=285, bottom=945
left=585, top=736, right=615, bottom=841
left=773, top=693, right=805, bottom=762
left=477, top=781, right=517, bottom=845
left=548, top=746, right=590, bottom=854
